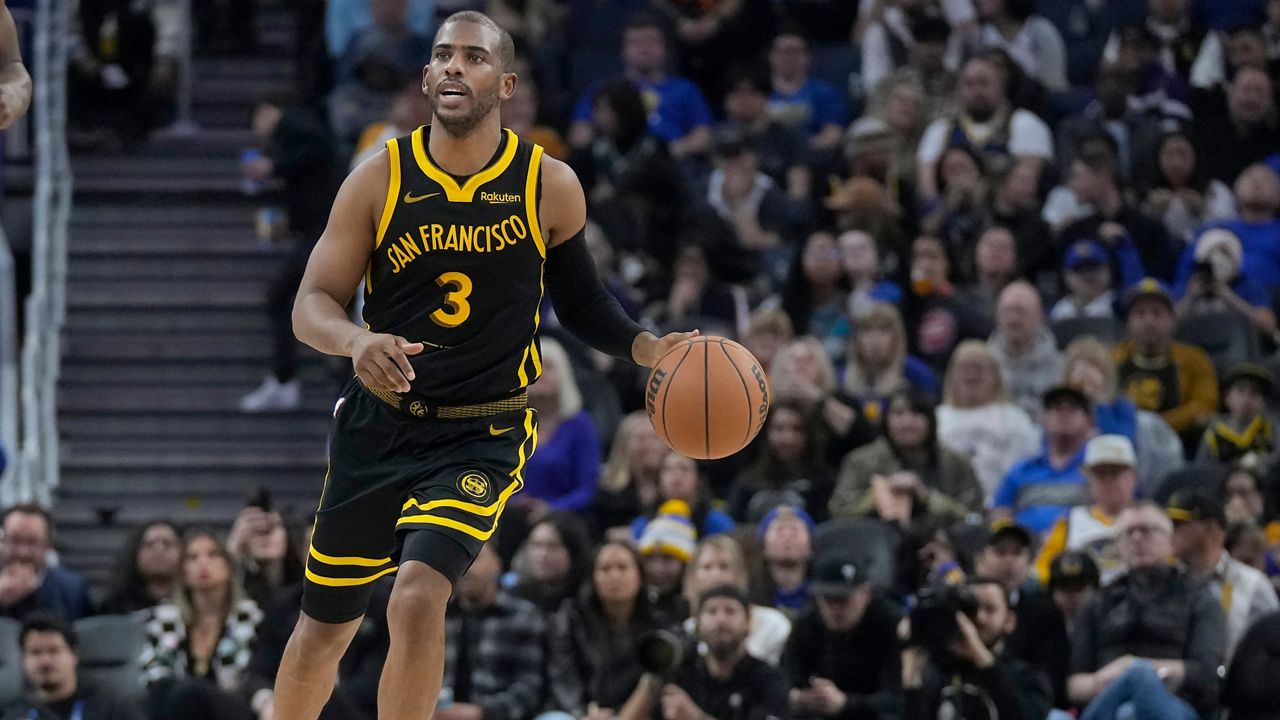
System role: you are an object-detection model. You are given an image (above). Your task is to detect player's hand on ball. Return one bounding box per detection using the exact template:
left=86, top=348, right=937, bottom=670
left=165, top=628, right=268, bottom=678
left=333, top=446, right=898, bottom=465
left=350, top=332, right=424, bottom=393
left=633, top=329, right=700, bottom=368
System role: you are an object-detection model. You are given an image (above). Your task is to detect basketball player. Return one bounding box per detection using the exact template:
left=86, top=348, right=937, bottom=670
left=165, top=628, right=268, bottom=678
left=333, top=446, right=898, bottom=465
left=267, top=11, right=694, bottom=720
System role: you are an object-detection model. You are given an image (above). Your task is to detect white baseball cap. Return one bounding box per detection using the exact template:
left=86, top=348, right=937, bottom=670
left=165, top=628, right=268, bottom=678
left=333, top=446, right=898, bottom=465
left=1083, top=434, right=1136, bottom=469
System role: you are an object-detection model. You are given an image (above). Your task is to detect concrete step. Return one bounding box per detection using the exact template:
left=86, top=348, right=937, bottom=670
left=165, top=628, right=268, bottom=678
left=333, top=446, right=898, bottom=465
left=63, top=445, right=326, bottom=471
left=64, top=308, right=273, bottom=334
left=194, top=57, right=296, bottom=83
left=60, top=329, right=323, bottom=362
left=60, top=358, right=340, bottom=386
left=59, top=410, right=335, bottom=441
left=57, top=384, right=335, bottom=413
left=71, top=203, right=257, bottom=226
left=68, top=253, right=285, bottom=281
left=67, top=280, right=269, bottom=310
left=54, top=493, right=318, bottom=529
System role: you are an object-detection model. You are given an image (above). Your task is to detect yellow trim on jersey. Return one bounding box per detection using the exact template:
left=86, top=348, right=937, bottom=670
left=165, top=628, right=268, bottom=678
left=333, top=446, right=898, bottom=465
left=374, top=138, right=401, bottom=250
left=411, top=127, right=519, bottom=203
left=306, top=566, right=398, bottom=587
left=396, top=410, right=538, bottom=538
left=309, top=546, right=392, bottom=568
left=525, top=145, right=546, bottom=258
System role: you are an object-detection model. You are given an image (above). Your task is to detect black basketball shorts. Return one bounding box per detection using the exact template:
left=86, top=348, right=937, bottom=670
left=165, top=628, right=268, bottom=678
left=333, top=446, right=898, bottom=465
left=301, top=378, right=537, bottom=624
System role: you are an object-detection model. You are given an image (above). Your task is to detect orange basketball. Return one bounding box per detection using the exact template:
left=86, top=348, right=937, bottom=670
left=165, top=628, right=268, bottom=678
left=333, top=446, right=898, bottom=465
left=645, top=336, right=771, bottom=460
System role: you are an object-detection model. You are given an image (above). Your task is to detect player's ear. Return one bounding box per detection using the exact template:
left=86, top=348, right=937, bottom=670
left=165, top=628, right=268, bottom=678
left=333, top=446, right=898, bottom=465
left=500, top=71, right=517, bottom=102
left=421, top=64, right=430, bottom=93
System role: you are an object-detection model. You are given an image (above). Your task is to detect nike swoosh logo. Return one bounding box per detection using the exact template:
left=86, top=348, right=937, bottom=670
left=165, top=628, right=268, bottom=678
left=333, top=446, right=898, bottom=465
left=403, top=191, right=440, bottom=204
left=489, top=425, right=513, bottom=436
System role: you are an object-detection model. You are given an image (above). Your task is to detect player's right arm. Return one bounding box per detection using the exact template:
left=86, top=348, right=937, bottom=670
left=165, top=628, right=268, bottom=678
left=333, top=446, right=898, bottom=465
left=292, top=150, right=423, bottom=393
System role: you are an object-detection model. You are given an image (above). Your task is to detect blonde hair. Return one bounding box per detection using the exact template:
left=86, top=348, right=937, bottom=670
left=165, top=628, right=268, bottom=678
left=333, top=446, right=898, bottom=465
left=175, top=529, right=250, bottom=627
left=844, top=302, right=907, bottom=397
left=599, top=412, right=650, bottom=494
left=1062, top=337, right=1119, bottom=402
left=538, top=337, right=583, bottom=417
left=746, top=307, right=795, bottom=340
left=683, top=535, right=749, bottom=608
left=771, top=337, right=838, bottom=396
left=942, top=340, right=1007, bottom=406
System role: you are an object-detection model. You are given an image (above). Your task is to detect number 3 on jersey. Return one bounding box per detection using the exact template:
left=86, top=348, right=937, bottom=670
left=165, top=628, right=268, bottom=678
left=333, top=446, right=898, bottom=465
left=430, top=271, right=472, bottom=328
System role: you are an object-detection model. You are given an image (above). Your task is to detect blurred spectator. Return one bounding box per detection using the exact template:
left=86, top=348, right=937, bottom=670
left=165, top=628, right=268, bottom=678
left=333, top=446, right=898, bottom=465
left=992, top=385, right=1094, bottom=535
left=901, top=235, right=987, bottom=374
left=1102, top=0, right=1212, bottom=82
left=920, top=146, right=990, bottom=265
left=1189, top=24, right=1270, bottom=92
left=638, top=499, right=700, bottom=619
left=0, top=0, right=30, bottom=131
left=619, top=585, right=790, bottom=720
left=510, top=512, right=593, bottom=614
left=767, top=29, right=847, bottom=152
left=1174, top=163, right=1280, bottom=292
left=729, top=400, right=835, bottom=523
left=783, top=554, right=901, bottom=720
left=973, top=0, right=1067, bottom=91
left=1175, top=227, right=1277, bottom=340
left=1221, top=609, right=1280, bottom=720
left=1193, top=66, right=1280, bottom=184
left=0, top=505, right=93, bottom=622
left=100, top=520, right=181, bottom=615
left=1222, top=464, right=1280, bottom=539
left=1197, top=363, right=1279, bottom=470
left=1059, top=148, right=1173, bottom=281
left=699, top=133, right=809, bottom=287
left=840, top=303, right=939, bottom=425
left=440, top=544, right=546, bottom=720
left=936, top=340, right=1041, bottom=500
left=915, top=55, right=1054, bottom=201
left=1140, top=130, right=1237, bottom=245
left=900, top=577, right=1053, bottom=720
left=1044, top=551, right=1102, bottom=708
left=66, top=0, right=181, bottom=149
left=681, top=536, right=792, bottom=665
left=829, top=389, right=984, bottom=525
left=140, top=530, right=262, bottom=720
left=782, top=232, right=850, bottom=360
left=1057, top=63, right=1187, bottom=186
left=239, top=94, right=342, bottom=413
left=0, top=612, right=146, bottom=720
left=1066, top=502, right=1225, bottom=719
left=1113, top=278, right=1220, bottom=443
left=325, top=0, right=433, bottom=59
left=225, top=503, right=303, bottom=611
left=844, top=109, right=918, bottom=226
left=756, top=506, right=814, bottom=614
left=569, top=79, right=686, bottom=268
left=953, top=225, right=1020, bottom=326
left=650, top=0, right=769, bottom=111
left=1034, top=434, right=1139, bottom=586
left=518, top=337, right=602, bottom=520
left=569, top=15, right=714, bottom=159
left=1039, top=0, right=1145, bottom=87
left=547, top=541, right=668, bottom=717
left=503, top=77, right=568, bottom=160
left=860, top=2, right=963, bottom=99
left=982, top=161, right=1055, bottom=281
left=988, top=281, right=1063, bottom=419
left=770, top=338, right=873, bottom=468
left=1167, top=489, right=1279, bottom=661
left=742, top=308, right=795, bottom=374
left=839, top=230, right=903, bottom=322
left=349, top=74, right=432, bottom=169
left=718, top=66, right=810, bottom=195
left=632, top=454, right=735, bottom=540
left=1225, top=521, right=1275, bottom=578
left=1048, top=240, right=1137, bottom=322
left=594, top=412, right=668, bottom=540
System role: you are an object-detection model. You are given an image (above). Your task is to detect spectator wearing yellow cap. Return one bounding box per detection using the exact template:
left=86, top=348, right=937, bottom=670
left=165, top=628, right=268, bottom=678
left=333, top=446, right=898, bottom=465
left=638, top=499, right=699, bottom=620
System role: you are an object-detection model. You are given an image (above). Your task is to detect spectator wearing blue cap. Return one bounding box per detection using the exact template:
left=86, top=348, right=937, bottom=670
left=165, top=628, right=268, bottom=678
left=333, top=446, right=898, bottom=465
left=757, top=506, right=814, bottom=614
left=1113, top=278, right=1219, bottom=441
left=1048, top=238, right=1143, bottom=322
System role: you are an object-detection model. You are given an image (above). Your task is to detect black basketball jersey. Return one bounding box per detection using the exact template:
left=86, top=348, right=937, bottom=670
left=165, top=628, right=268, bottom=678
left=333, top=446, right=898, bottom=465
left=363, top=126, right=547, bottom=402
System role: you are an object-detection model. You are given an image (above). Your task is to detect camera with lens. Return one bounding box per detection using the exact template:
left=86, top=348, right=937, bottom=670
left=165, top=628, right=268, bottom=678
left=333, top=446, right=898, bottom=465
left=908, top=584, right=978, bottom=655
left=637, top=629, right=687, bottom=678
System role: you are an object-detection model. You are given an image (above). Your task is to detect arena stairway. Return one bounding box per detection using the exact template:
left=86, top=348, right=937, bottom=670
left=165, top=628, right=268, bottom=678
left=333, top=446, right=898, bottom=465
left=54, top=7, right=336, bottom=590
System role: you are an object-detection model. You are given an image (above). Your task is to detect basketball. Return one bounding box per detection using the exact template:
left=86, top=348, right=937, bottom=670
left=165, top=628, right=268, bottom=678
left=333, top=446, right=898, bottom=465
left=645, top=336, right=771, bottom=460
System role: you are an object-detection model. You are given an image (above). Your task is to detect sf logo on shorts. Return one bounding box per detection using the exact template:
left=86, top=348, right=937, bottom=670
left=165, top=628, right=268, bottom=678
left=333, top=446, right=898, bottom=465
left=458, top=471, right=490, bottom=500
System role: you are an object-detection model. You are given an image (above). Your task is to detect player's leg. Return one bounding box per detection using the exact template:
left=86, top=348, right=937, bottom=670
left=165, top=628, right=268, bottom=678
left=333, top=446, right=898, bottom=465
left=376, top=532, right=466, bottom=720
left=272, top=611, right=365, bottom=719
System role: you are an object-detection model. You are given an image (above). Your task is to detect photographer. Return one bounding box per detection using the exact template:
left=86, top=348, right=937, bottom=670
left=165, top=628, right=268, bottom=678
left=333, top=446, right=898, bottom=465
left=1174, top=228, right=1276, bottom=341
left=618, top=586, right=790, bottom=720
left=900, top=577, right=1053, bottom=720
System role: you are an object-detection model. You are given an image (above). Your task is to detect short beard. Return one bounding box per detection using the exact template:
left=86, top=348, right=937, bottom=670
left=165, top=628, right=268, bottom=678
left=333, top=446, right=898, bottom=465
left=431, top=87, right=501, bottom=138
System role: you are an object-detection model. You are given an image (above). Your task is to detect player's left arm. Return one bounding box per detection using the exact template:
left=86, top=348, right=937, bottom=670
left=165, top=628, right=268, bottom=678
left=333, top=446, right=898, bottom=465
left=0, top=0, right=31, bottom=129
left=539, top=156, right=695, bottom=367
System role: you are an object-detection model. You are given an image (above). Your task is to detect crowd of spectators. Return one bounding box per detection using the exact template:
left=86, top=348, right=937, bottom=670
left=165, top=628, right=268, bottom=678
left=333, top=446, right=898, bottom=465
left=22, top=0, right=1280, bottom=718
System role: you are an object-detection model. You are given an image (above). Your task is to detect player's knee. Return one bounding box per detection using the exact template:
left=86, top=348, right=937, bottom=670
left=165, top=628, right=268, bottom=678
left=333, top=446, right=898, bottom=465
left=387, top=562, right=451, bottom=626
left=291, top=613, right=361, bottom=668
